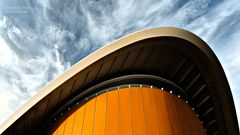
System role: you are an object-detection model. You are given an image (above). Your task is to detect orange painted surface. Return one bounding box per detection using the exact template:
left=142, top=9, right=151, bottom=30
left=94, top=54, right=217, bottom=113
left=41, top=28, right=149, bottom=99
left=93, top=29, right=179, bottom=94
left=82, top=98, right=96, bottom=135
left=142, top=88, right=159, bottom=135
left=153, top=89, right=173, bottom=134
left=93, top=93, right=107, bottom=135
left=106, top=90, right=119, bottom=135
left=63, top=111, right=75, bottom=135
left=52, top=87, right=206, bottom=135
left=131, top=87, right=147, bottom=135
left=119, top=88, right=132, bottom=135
left=56, top=119, right=66, bottom=135
left=71, top=104, right=85, bottom=135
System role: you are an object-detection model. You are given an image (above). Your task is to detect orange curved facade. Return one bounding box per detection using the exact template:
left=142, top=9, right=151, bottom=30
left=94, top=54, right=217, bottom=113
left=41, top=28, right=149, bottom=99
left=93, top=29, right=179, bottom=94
left=52, top=87, right=205, bottom=135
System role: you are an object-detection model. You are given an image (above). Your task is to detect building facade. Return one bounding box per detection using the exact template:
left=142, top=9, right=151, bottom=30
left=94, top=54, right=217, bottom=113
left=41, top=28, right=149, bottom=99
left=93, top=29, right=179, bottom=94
left=0, top=27, right=239, bottom=135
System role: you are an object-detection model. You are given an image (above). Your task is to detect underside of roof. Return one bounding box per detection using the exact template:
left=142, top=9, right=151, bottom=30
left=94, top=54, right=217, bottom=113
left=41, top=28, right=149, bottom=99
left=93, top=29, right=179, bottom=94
left=1, top=27, right=239, bottom=135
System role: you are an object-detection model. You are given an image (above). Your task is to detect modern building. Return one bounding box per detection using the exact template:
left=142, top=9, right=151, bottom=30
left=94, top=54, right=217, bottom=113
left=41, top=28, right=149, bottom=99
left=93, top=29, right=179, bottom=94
left=0, top=27, right=238, bottom=135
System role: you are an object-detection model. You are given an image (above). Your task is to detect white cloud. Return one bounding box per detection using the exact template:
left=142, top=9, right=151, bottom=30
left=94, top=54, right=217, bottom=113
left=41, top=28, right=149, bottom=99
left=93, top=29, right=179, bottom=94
left=0, top=76, right=22, bottom=124
left=0, top=17, right=7, bottom=28
left=37, top=0, right=51, bottom=9
left=0, top=36, right=18, bottom=67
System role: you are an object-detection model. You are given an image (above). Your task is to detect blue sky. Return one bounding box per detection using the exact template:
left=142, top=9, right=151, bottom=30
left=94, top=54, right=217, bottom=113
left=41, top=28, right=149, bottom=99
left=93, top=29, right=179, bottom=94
left=0, top=0, right=239, bottom=126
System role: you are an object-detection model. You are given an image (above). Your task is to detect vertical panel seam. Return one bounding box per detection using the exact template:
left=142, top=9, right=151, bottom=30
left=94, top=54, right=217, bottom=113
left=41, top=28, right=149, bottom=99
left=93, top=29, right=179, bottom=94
left=141, top=88, right=148, bottom=135
left=130, top=88, right=134, bottom=135
left=164, top=92, right=174, bottom=135
left=118, top=90, right=120, bottom=135
left=92, top=96, right=97, bottom=135
left=104, top=92, right=108, bottom=135
left=173, top=96, right=185, bottom=134
left=152, top=89, right=161, bottom=135
left=81, top=105, right=87, bottom=135
left=70, top=112, right=77, bottom=135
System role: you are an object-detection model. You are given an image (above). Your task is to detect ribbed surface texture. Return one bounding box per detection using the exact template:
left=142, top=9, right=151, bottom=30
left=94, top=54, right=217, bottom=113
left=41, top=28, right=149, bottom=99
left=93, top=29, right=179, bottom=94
left=52, top=87, right=205, bottom=135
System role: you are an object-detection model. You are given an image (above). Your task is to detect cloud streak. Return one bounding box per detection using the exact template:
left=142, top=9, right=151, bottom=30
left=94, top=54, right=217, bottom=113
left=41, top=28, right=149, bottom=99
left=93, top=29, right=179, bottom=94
left=0, top=0, right=239, bottom=126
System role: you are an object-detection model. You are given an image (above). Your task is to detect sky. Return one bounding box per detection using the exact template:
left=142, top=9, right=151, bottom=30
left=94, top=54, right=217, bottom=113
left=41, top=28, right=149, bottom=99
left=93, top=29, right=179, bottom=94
left=0, top=0, right=239, bottom=126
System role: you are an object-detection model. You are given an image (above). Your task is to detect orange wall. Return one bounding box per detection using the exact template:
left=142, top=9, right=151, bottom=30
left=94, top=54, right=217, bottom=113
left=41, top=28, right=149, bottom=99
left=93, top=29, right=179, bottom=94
left=52, top=87, right=206, bottom=135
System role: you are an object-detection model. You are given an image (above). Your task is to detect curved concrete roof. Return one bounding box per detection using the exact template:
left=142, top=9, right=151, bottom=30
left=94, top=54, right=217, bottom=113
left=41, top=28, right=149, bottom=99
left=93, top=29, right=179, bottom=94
left=0, top=27, right=239, bottom=135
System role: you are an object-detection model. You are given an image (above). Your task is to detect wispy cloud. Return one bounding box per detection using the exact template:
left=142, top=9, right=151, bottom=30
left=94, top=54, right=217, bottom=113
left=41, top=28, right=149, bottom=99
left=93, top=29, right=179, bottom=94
left=0, top=15, right=71, bottom=123
left=0, top=0, right=239, bottom=126
left=185, top=0, right=240, bottom=124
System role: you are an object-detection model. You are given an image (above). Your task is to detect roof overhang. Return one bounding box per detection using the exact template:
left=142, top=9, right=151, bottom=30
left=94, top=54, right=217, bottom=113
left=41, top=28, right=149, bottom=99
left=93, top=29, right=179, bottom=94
left=0, top=27, right=238, bottom=135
